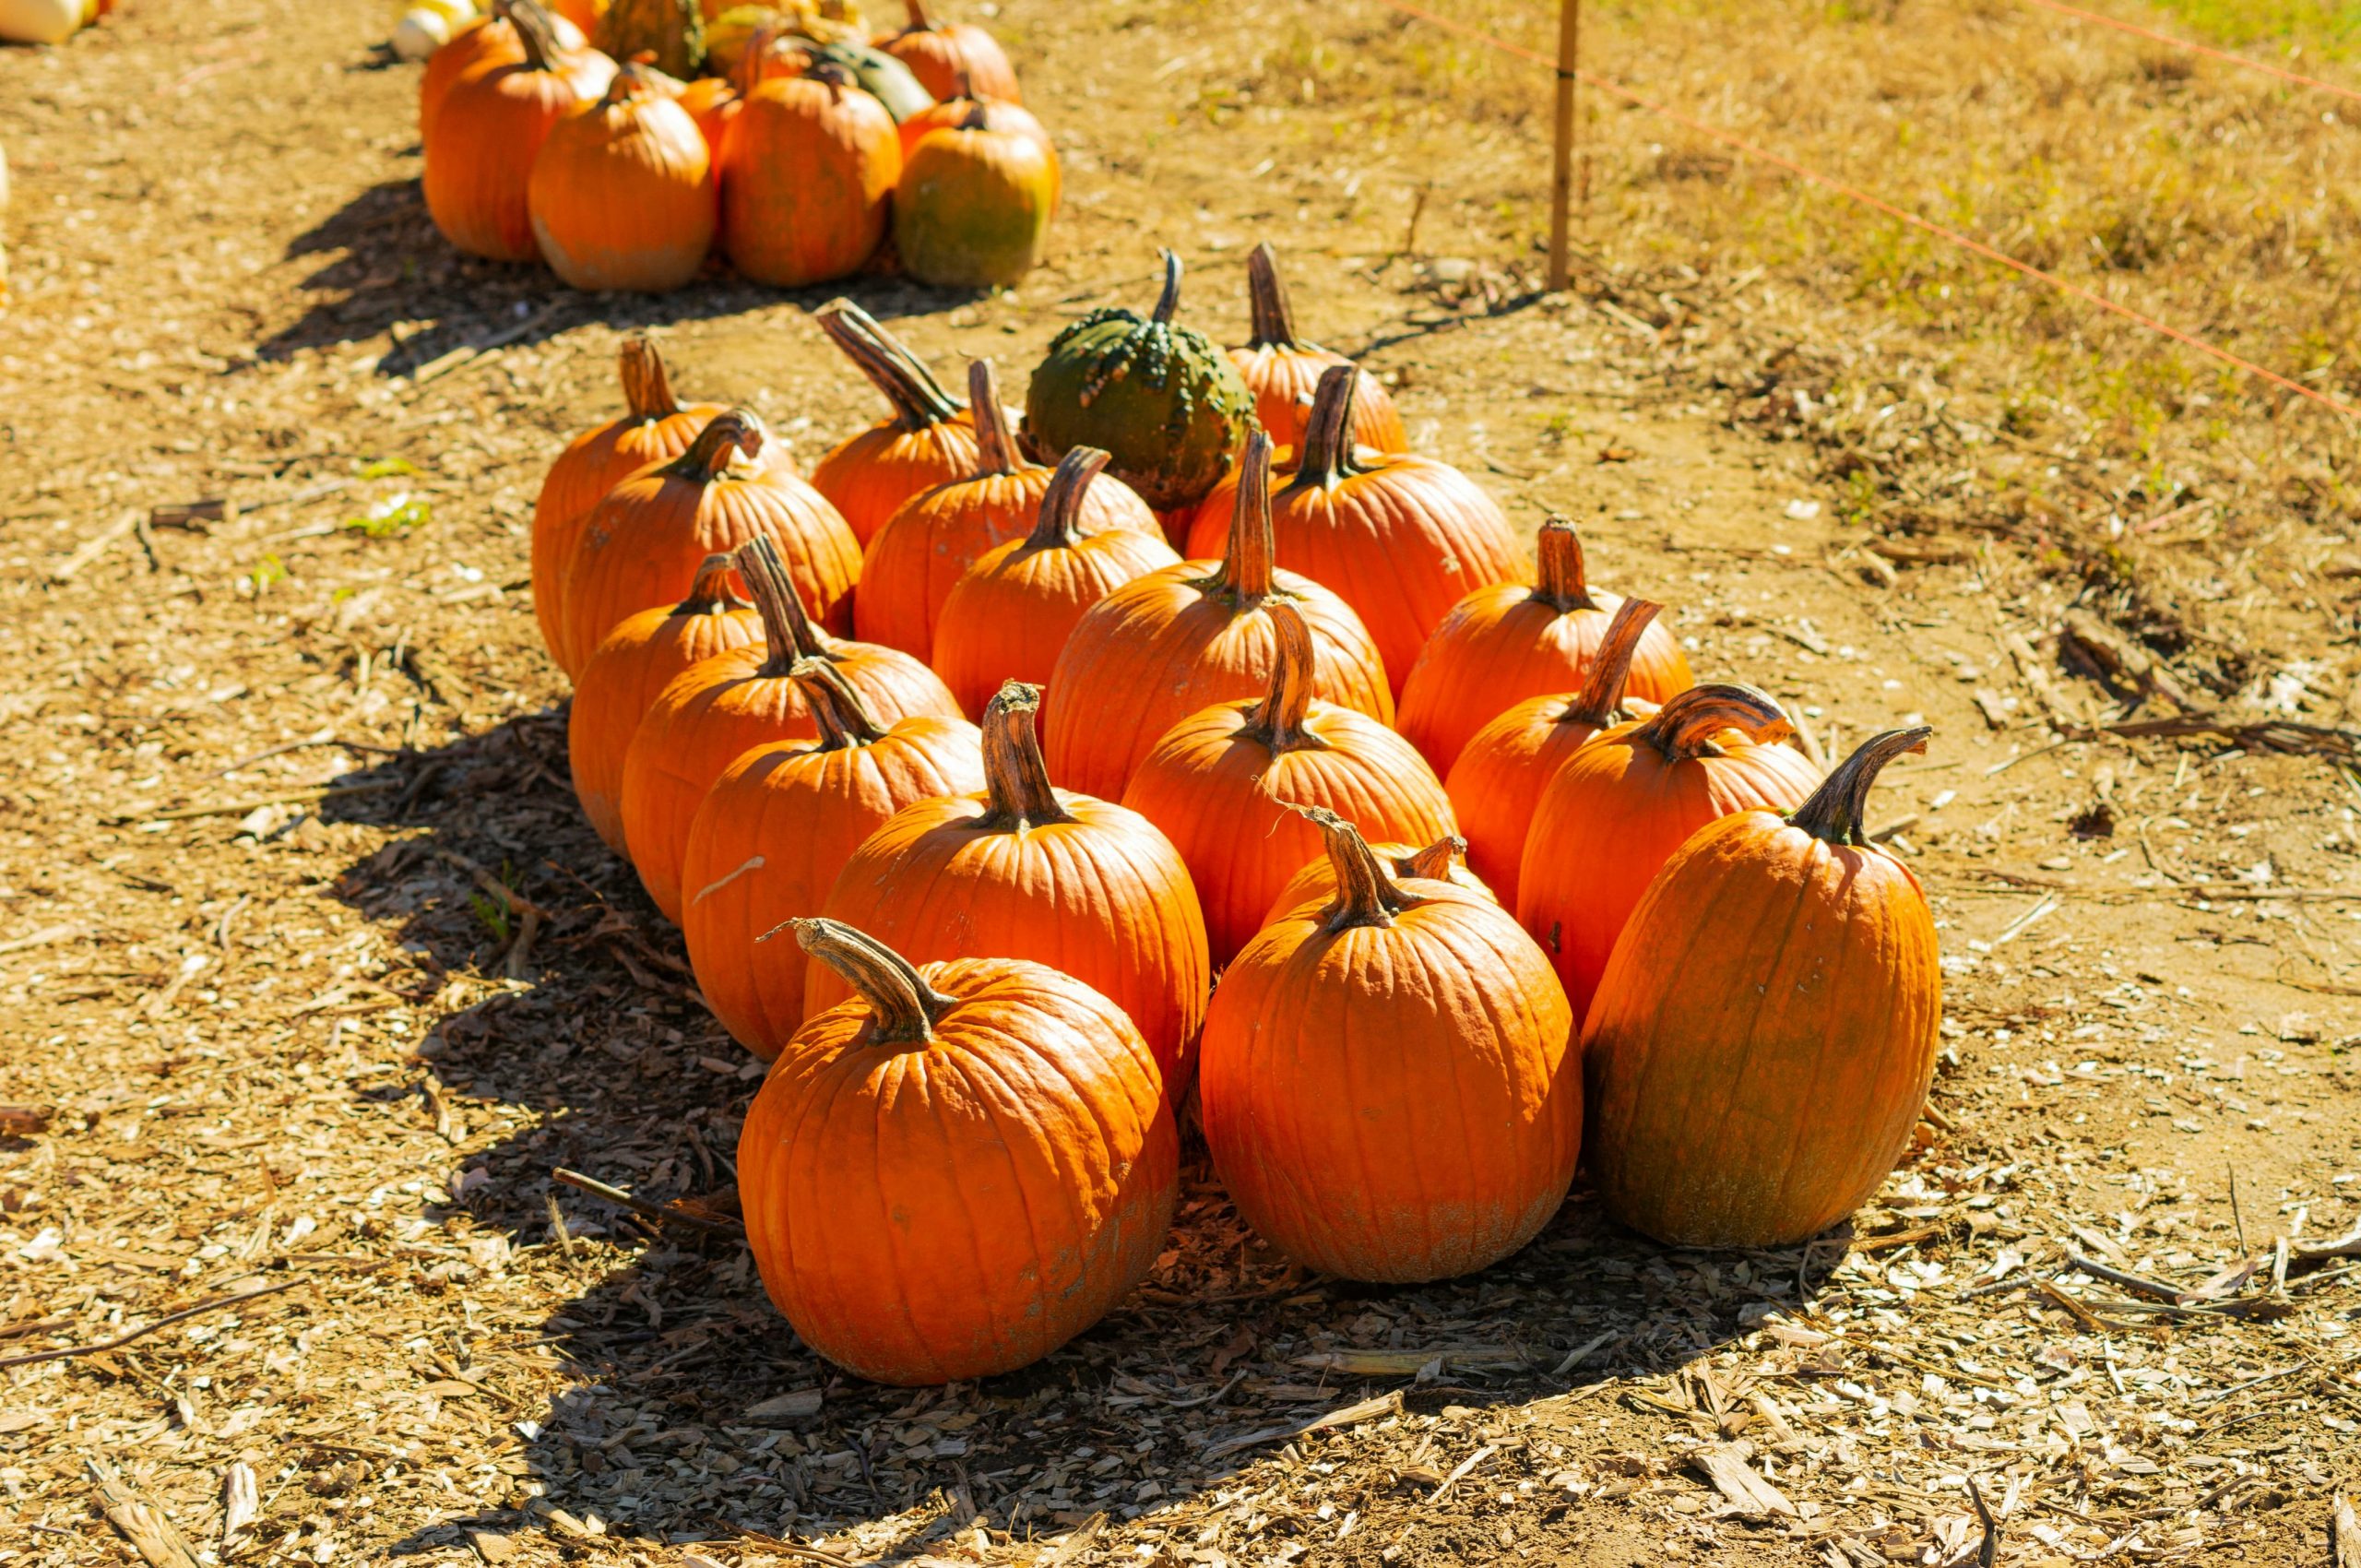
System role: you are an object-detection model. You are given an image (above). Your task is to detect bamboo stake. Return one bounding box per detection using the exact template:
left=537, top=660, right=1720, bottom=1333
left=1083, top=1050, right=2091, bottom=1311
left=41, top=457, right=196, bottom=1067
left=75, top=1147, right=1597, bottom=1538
left=1547, top=0, right=1581, bottom=290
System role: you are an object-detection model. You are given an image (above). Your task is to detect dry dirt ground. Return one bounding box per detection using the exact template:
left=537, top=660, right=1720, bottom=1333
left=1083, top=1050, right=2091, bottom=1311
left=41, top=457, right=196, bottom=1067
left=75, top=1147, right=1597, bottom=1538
left=4, top=0, right=2361, bottom=1565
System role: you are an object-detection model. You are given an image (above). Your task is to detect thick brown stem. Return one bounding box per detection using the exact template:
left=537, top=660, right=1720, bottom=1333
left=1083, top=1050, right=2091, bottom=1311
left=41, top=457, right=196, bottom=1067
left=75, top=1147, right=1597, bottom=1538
left=1287, top=803, right=1420, bottom=932
left=1217, top=427, right=1277, bottom=603
left=1290, top=362, right=1364, bottom=490
left=672, top=553, right=749, bottom=617
left=735, top=536, right=827, bottom=678
left=1396, top=836, right=1466, bottom=883
left=789, top=920, right=955, bottom=1044
left=814, top=300, right=964, bottom=431
left=1560, top=597, right=1663, bottom=727
left=1631, top=683, right=1794, bottom=762
left=1788, top=726, right=1932, bottom=847
left=1244, top=242, right=1300, bottom=350
left=1025, top=447, right=1110, bottom=553
left=618, top=336, right=684, bottom=424
left=1151, top=249, right=1183, bottom=326
left=509, top=0, right=562, bottom=70
left=1246, top=603, right=1325, bottom=754
left=975, top=683, right=1074, bottom=827
left=967, top=360, right=1023, bottom=477
left=788, top=658, right=890, bottom=751
left=903, top=0, right=934, bottom=31
left=1531, top=518, right=1595, bottom=612
left=670, top=408, right=764, bottom=481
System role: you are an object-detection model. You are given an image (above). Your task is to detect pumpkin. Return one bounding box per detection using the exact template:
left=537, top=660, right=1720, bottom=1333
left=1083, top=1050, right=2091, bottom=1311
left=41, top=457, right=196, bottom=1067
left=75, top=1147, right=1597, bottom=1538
left=0, top=0, right=83, bottom=43
left=568, top=552, right=763, bottom=851
left=528, top=64, right=717, bottom=292
left=1515, top=683, right=1821, bottom=1023
left=1262, top=831, right=1488, bottom=931
left=1443, top=596, right=1662, bottom=909
left=1397, top=518, right=1694, bottom=773
left=676, top=73, right=739, bottom=153
left=1023, top=249, right=1253, bottom=512
left=811, top=683, right=1209, bottom=1091
left=807, top=300, right=986, bottom=546
left=549, top=0, right=601, bottom=28
left=1228, top=242, right=1406, bottom=453
left=1583, top=728, right=1941, bottom=1248
left=895, top=101, right=1056, bottom=289
left=859, top=364, right=1155, bottom=662
left=895, top=91, right=1052, bottom=202
left=931, top=445, right=1179, bottom=717
left=558, top=408, right=860, bottom=676
left=424, top=2, right=616, bottom=263
left=681, top=659, right=984, bottom=1057
left=873, top=0, right=1015, bottom=102
left=421, top=3, right=587, bottom=142
left=1041, top=430, right=1394, bottom=801
left=741, top=921, right=1175, bottom=1384
left=593, top=0, right=703, bottom=74
left=1185, top=363, right=1518, bottom=694
left=1120, top=604, right=1455, bottom=965
left=1198, top=806, right=1579, bottom=1283
left=719, top=61, right=898, bottom=287
left=753, top=36, right=934, bottom=120
left=621, top=537, right=959, bottom=921
left=532, top=337, right=724, bottom=674
left=395, top=8, right=457, bottom=63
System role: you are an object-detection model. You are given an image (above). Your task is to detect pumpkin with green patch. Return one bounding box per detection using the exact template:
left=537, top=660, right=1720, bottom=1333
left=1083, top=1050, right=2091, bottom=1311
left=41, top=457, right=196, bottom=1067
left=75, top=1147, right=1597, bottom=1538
left=594, top=0, right=706, bottom=76
left=894, top=102, right=1055, bottom=288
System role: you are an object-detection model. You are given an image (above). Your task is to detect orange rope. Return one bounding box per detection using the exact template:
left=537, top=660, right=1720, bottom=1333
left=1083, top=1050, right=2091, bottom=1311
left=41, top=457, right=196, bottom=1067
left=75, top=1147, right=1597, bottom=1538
left=1362, top=0, right=2360, bottom=421
left=2015, top=0, right=2361, bottom=109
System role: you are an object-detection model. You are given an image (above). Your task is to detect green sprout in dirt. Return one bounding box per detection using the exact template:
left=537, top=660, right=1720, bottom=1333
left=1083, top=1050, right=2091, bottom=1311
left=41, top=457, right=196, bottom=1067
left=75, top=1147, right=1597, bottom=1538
left=354, top=457, right=419, bottom=481
left=246, top=553, right=289, bottom=595
left=468, top=861, right=521, bottom=944
left=344, top=493, right=432, bottom=540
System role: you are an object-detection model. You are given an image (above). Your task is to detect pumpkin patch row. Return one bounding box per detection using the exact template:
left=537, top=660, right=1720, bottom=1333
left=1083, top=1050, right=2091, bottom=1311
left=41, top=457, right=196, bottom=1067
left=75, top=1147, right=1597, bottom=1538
left=528, top=257, right=1941, bottom=1385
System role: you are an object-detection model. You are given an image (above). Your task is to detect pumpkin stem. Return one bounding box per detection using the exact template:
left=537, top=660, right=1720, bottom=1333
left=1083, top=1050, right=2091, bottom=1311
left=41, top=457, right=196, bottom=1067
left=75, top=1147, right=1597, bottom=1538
left=1788, top=726, right=1933, bottom=847
left=1244, top=602, right=1326, bottom=754
left=1287, top=803, right=1422, bottom=932
left=956, top=99, right=989, bottom=132
left=806, top=59, right=855, bottom=98
left=1151, top=248, right=1184, bottom=327
left=976, top=683, right=1076, bottom=828
left=672, top=552, right=751, bottom=618
left=670, top=407, right=764, bottom=482
left=904, top=0, right=934, bottom=31
left=967, top=360, right=1024, bottom=477
left=618, top=335, right=685, bottom=424
left=1559, top=597, right=1663, bottom=727
left=814, top=300, right=965, bottom=433
left=735, top=536, right=828, bottom=678
left=1216, top=427, right=1277, bottom=603
left=1631, top=683, right=1793, bottom=762
left=1025, top=447, right=1111, bottom=553
left=788, top=658, right=891, bottom=751
left=1244, top=242, right=1302, bottom=350
left=789, top=919, right=955, bottom=1045
left=1289, top=362, right=1366, bottom=490
left=508, top=0, right=561, bottom=69
left=1531, top=517, right=1596, bottom=612
left=1396, top=836, right=1466, bottom=883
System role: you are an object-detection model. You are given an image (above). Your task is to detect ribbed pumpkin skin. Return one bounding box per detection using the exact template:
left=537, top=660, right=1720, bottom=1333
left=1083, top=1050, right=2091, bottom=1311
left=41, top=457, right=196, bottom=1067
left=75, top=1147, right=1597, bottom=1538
left=807, top=302, right=993, bottom=548
left=1262, top=840, right=1489, bottom=931
left=874, top=5, right=1020, bottom=102
left=719, top=72, right=898, bottom=288
left=677, top=75, right=738, bottom=155
left=528, top=70, right=716, bottom=292
left=895, top=125, right=1056, bottom=290
left=421, top=15, right=523, bottom=145
left=896, top=97, right=1055, bottom=205
left=1227, top=244, right=1406, bottom=453
left=740, top=948, right=1176, bottom=1385
left=424, top=20, right=615, bottom=263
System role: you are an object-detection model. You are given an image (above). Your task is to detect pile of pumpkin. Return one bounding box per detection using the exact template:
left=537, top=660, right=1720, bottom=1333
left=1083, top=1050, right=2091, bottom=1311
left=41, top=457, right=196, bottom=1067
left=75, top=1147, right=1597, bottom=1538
left=532, top=245, right=1941, bottom=1386
left=0, top=0, right=116, bottom=47
left=409, top=0, right=1055, bottom=291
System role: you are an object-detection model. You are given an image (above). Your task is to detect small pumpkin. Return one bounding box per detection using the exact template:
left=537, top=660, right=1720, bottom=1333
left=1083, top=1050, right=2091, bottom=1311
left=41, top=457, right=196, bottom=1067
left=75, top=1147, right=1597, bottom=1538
left=719, top=60, right=898, bottom=287
left=811, top=683, right=1209, bottom=1092
left=424, top=2, right=616, bottom=263
left=1583, top=728, right=1941, bottom=1249
left=1198, top=806, right=1579, bottom=1284
left=807, top=300, right=986, bottom=546
left=1515, top=683, right=1821, bottom=1022
left=739, top=919, right=1177, bottom=1385
left=1397, top=518, right=1694, bottom=774
left=873, top=0, right=1015, bottom=102
left=681, top=659, right=984, bottom=1057
left=931, top=445, right=1180, bottom=717
left=1121, top=604, right=1455, bottom=965
left=528, top=63, right=717, bottom=292
left=420, top=2, right=591, bottom=145
left=621, top=537, right=960, bottom=921
left=894, top=90, right=1051, bottom=198
left=895, top=101, right=1055, bottom=289
left=1041, top=429, right=1394, bottom=801
left=1227, top=242, right=1406, bottom=453
left=676, top=72, right=739, bottom=153
left=593, top=0, right=703, bottom=75
left=568, top=553, right=763, bottom=851
left=1262, top=832, right=1488, bottom=932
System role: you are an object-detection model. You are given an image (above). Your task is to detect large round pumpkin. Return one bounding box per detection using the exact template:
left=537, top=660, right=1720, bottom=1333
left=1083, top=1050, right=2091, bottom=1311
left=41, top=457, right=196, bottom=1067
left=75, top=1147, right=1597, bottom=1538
left=1262, top=833, right=1488, bottom=931
left=528, top=63, right=717, bottom=292
left=894, top=104, right=1056, bottom=290
left=1583, top=728, right=1940, bottom=1248
left=808, top=300, right=989, bottom=547
left=424, top=3, right=616, bottom=263
left=421, top=2, right=591, bottom=146
left=739, top=920, right=1176, bottom=1385
left=1227, top=242, right=1405, bottom=454
left=719, top=62, right=898, bottom=288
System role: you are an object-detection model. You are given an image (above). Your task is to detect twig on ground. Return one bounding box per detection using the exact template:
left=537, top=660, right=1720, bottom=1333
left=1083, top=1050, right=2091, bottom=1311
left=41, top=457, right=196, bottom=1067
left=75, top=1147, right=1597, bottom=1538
left=551, top=1168, right=743, bottom=1236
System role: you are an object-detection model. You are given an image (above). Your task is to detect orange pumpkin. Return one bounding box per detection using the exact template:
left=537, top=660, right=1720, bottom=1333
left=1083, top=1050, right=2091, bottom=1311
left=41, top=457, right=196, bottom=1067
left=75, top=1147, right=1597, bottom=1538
left=1442, top=596, right=1661, bottom=908
left=1262, top=832, right=1489, bottom=931
left=1397, top=518, right=1693, bottom=774
left=681, top=659, right=984, bottom=1058
left=808, top=301, right=989, bottom=547
left=1198, top=806, right=1579, bottom=1283
left=895, top=93, right=1054, bottom=197
left=1041, top=430, right=1394, bottom=802
left=1583, top=728, right=1940, bottom=1248
left=620, top=538, right=959, bottom=921
left=676, top=73, right=739, bottom=155
left=719, top=62, right=898, bottom=288
left=1227, top=242, right=1406, bottom=453
left=528, top=63, right=716, bottom=291
left=873, top=0, right=1018, bottom=102
left=811, top=683, right=1210, bottom=1092
left=424, top=3, right=616, bottom=263
left=532, top=336, right=724, bottom=674
left=568, top=553, right=763, bottom=851
left=1120, top=605, right=1454, bottom=965
left=739, top=920, right=1176, bottom=1384
left=895, top=103, right=1056, bottom=289
left=1515, top=683, right=1821, bottom=1023
left=558, top=408, right=860, bottom=677
left=931, top=445, right=1180, bottom=717
left=420, top=2, right=589, bottom=145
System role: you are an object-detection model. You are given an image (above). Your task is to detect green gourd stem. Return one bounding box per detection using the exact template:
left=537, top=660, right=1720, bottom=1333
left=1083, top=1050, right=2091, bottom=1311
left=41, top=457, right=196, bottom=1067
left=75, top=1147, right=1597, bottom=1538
left=1532, top=518, right=1596, bottom=612
left=975, top=683, right=1075, bottom=827
left=814, top=300, right=965, bottom=432
left=1631, top=682, right=1793, bottom=763
left=669, top=407, right=763, bottom=481
left=618, top=336, right=683, bottom=423
left=1290, top=362, right=1365, bottom=490
left=671, top=553, right=750, bottom=618
left=1396, top=836, right=1466, bottom=883
left=788, top=658, right=890, bottom=751
left=1217, top=427, right=1277, bottom=603
left=735, top=536, right=827, bottom=678
left=1024, top=447, right=1111, bottom=553
left=1151, top=248, right=1183, bottom=327
left=1245, top=603, right=1325, bottom=754
left=509, top=0, right=561, bottom=70
left=789, top=919, right=955, bottom=1044
left=967, top=360, right=1024, bottom=477
left=1287, top=803, right=1422, bottom=932
left=1787, top=726, right=1933, bottom=847
left=1559, top=597, right=1663, bottom=728
left=1244, top=242, right=1302, bottom=350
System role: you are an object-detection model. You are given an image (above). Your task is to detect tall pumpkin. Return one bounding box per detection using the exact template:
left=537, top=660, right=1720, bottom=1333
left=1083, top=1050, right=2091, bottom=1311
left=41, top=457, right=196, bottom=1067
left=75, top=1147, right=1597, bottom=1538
left=424, top=2, right=617, bottom=263
left=1398, top=518, right=1694, bottom=774
left=620, top=538, right=959, bottom=921
left=1515, top=684, right=1820, bottom=1022
left=681, top=660, right=984, bottom=1058
left=931, top=446, right=1180, bottom=717
left=808, top=301, right=987, bottom=547
left=1041, top=430, right=1393, bottom=802
left=532, top=337, right=724, bottom=673
left=1263, top=833, right=1489, bottom=931
left=1120, top=606, right=1455, bottom=966
left=873, top=0, right=1018, bottom=102
left=1227, top=242, right=1406, bottom=453
left=1584, top=729, right=1941, bottom=1248
left=1198, top=807, right=1579, bottom=1284
left=557, top=409, right=860, bottom=677
left=811, top=683, right=1210, bottom=1092
left=719, top=61, right=899, bottom=288
left=739, top=920, right=1176, bottom=1385
left=528, top=63, right=717, bottom=292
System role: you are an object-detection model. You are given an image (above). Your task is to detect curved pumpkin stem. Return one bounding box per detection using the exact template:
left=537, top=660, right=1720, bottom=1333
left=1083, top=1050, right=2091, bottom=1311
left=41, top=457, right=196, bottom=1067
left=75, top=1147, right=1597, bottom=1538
left=735, top=536, right=827, bottom=679
left=508, top=0, right=562, bottom=69
left=1789, top=726, right=1932, bottom=847
left=672, top=552, right=750, bottom=617
left=1288, top=803, right=1422, bottom=932
left=1531, top=518, right=1596, bottom=612
left=814, top=300, right=965, bottom=432
left=967, top=360, right=1024, bottom=478
left=1396, top=836, right=1467, bottom=883
left=618, top=335, right=685, bottom=423
left=1024, top=447, right=1110, bottom=553
left=975, top=683, right=1076, bottom=828
left=1150, top=248, right=1183, bottom=327
left=1631, top=682, right=1793, bottom=763
left=1288, top=362, right=1367, bottom=491
left=670, top=407, right=764, bottom=482
left=788, top=658, right=891, bottom=752
left=789, top=919, right=955, bottom=1045
left=1245, top=602, right=1326, bottom=754
left=1215, top=427, right=1277, bottom=604
left=1244, top=242, right=1303, bottom=350
left=1559, top=597, right=1663, bottom=728
left=904, top=0, right=933, bottom=29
